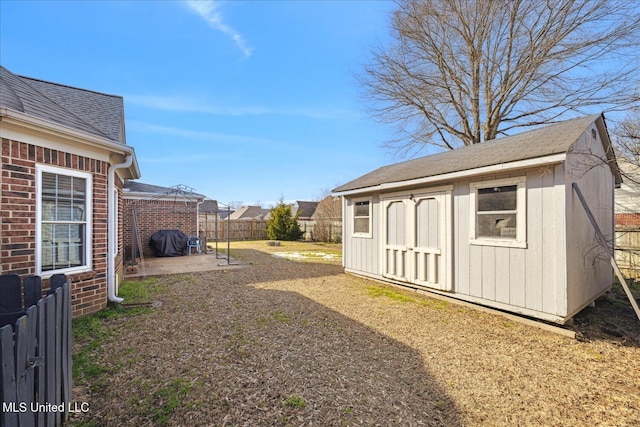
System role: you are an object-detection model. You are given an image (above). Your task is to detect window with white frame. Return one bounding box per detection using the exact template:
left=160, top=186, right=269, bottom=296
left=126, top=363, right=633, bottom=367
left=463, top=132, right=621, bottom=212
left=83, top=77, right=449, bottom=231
left=37, top=165, right=92, bottom=274
left=470, top=177, right=526, bottom=248
left=353, top=198, right=372, bottom=237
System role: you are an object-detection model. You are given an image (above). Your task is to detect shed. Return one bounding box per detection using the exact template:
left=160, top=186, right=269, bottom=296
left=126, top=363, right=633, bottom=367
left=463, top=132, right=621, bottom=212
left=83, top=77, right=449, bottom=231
left=333, top=114, right=621, bottom=323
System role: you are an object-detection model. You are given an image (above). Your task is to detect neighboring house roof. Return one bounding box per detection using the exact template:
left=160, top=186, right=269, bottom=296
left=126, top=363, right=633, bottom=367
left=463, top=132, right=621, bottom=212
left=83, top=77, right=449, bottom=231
left=333, top=114, right=620, bottom=194
left=229, top=206, right=271, bottom=220
left=312, top=195, right=342, bottom=221
left=199, top=200, right=220, bottom=213
left=294, top=201, right=319, bottom=220
left=123, top=181, right=205, bottom=201
left=615, top=159, right=640, bottom=214
left=1, top=65, right=125, bottom=143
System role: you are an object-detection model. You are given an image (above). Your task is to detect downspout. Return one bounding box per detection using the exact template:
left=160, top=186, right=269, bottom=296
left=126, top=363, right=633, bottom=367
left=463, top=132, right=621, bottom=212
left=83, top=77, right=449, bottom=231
left=108, top=154, right=133, bottom=303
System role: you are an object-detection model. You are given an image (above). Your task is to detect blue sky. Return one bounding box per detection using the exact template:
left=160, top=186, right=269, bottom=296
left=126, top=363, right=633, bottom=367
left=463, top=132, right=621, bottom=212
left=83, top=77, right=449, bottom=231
left=1, top=0, right=400, bottom=207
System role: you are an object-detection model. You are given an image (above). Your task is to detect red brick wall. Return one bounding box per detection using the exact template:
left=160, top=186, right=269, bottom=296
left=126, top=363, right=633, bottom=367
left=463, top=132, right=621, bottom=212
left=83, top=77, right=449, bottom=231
left=123, top=200, right=199, bottom=258
left=1, top=137, right=120, bottom=317
left=616, top=213, right=640, bottom=227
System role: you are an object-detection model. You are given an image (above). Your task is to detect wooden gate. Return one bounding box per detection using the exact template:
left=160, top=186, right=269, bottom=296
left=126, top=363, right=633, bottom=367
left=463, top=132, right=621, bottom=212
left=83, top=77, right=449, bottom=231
left=0, top=283, right=72, bottom=427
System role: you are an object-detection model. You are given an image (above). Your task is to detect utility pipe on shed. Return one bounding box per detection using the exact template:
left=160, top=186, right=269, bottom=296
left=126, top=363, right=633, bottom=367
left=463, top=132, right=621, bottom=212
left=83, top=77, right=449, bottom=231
left=107, top=154, right=133, bottom=303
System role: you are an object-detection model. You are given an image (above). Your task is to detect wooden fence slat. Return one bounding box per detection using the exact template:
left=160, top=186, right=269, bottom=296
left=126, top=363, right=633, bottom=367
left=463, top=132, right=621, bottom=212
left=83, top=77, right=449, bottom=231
left=1, top=325, right=18, bottom=427
left=54, top=290, right=62, bottom=426
left=61, top=284, right=72, bottom=422
left=15, top=309, right=37, bottom=427
left=35, top=300, right=45, bottom=427
left=44, top=294, right=56, bottom=427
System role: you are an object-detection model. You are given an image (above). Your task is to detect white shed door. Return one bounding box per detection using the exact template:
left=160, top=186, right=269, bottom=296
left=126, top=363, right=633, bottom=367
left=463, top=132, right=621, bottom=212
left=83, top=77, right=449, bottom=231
left=383, top=190, right=452, bottom=291
left=383, top=200, right=408, bottom=281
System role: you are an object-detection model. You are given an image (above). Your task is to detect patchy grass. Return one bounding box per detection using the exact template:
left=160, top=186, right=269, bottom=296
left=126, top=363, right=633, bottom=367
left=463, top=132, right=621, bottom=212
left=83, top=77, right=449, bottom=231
left=150, top=379, right=193, bottom=425
left=118, top=277, right=160, bottom=304
left=214, top=240, right=342, bottom=262
left=67, top=242, right=640, bottom=426
left=367, top=285, right=417, bottom=304
left=283, top=394, right=307, bottom=409
left=72, top=278, right=160, bottom=386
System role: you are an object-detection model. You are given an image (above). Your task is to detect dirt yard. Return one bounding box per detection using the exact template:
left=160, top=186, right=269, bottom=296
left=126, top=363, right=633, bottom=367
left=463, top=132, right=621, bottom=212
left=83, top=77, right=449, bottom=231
left=70, top=241, right=640, bottom=426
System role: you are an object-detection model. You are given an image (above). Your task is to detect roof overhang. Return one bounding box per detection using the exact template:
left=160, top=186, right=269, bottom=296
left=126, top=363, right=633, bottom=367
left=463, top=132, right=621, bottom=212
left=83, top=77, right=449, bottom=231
left=0, top=107, right=141, bottom=179
left=333, top=153, right=567, bottom=197
left=594, top=115, right=623, bottom=188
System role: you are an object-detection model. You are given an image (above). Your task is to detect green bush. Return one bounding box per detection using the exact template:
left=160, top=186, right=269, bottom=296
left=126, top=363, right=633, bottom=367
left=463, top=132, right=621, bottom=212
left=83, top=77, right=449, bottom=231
left=266, top=199, right=303, bottom=241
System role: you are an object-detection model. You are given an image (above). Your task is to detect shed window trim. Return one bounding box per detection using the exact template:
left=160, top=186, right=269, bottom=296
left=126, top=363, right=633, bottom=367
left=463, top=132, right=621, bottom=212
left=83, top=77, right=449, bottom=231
left=470, top=177, right=527, bottom=248
left=353, top=198, right=372, bottom=238
left=36, top=164, right=93, bottom=277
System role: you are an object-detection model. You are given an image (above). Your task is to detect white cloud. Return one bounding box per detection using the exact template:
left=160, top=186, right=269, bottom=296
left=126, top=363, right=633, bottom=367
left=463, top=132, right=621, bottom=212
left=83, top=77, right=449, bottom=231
left=185, top=0, right=253, bottom=57
left=126, top=94, right=270, bottom=116
left=127, top=120, right=276, bottom=144
left=126, top=94, right=362, bottom=120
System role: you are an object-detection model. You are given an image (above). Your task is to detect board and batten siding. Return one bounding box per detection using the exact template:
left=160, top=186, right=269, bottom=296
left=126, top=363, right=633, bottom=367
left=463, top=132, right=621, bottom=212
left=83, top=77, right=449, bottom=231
left=343, top=195, right=381, bottom=276
left=454, top=165, right=568, bottom=318
left=564, top=126, right=615, bottom=316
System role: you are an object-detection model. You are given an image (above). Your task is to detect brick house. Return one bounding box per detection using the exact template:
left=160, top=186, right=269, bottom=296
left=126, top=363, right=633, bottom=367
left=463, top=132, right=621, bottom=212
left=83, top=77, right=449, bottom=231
left=122, top=181, right=205, bottom=258
left=0, top=65, right=140, bottom=317
left=615, top=159, right=640, bottom=226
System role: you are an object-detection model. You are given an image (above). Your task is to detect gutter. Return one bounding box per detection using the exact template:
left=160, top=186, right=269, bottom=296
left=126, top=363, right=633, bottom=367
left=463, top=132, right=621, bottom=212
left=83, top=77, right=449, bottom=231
left=107, top=154, right=134, bottom=303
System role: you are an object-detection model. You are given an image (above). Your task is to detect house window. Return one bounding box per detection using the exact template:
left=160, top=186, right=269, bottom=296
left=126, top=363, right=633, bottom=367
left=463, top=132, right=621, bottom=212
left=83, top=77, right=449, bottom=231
left=353, top=199, right=371, bottom=237
left=470, top=177, right=526, bottom=248
left=37, top=165, right=92, bottom=275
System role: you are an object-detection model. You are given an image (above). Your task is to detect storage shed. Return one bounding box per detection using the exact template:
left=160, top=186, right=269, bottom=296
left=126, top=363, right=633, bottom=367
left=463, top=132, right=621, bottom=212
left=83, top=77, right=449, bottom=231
left=333, top=114, right=622, bottom=323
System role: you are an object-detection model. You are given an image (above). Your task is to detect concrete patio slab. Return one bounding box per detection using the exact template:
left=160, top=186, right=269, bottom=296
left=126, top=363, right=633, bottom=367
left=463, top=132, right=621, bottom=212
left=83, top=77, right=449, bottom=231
left=123, top=252, right=246, bottom=278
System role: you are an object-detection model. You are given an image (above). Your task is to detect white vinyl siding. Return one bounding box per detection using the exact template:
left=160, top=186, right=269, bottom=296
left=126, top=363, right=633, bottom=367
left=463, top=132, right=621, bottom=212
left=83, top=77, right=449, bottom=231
left=36, top=164, right=93, bottom=276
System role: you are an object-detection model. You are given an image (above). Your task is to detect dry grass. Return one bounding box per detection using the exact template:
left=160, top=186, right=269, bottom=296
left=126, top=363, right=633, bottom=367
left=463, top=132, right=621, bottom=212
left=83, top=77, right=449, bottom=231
left=70, top=241, right=640, bottom=426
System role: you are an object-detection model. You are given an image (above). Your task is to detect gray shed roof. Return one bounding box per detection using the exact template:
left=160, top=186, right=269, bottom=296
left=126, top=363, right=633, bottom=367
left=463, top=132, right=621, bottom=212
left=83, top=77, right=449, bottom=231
left=0, top=65, right=125, bottom=143
left=333, top=114, right=616, bottom=193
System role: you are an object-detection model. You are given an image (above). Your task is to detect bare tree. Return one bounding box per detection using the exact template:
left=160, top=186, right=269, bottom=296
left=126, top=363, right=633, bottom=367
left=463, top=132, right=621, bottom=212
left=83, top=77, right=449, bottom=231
left=360, top=0, right=640, bottom=154
left=615, top=108, right=640, bottom=168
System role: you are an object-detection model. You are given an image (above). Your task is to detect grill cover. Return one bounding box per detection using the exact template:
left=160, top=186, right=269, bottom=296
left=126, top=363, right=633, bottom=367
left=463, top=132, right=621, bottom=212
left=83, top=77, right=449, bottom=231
left=149, top=230, right=187, bottom=257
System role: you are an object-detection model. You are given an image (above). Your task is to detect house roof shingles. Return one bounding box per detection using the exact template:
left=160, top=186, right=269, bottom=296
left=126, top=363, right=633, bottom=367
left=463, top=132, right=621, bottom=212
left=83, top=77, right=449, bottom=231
left=295, top=201, right=319, bottom=219
left=0, top=65, right=125, bottom=143
left=333, top=115, right=608, bottom=193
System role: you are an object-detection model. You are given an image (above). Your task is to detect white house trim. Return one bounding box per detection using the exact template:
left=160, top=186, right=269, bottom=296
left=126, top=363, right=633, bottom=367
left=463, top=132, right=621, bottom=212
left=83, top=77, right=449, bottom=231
left=35, top=163, right=93, bottom=278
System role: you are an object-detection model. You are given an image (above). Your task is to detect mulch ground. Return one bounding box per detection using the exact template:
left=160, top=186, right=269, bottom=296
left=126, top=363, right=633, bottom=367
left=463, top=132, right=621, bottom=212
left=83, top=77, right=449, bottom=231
left=69, top=243, right=640, bottom=426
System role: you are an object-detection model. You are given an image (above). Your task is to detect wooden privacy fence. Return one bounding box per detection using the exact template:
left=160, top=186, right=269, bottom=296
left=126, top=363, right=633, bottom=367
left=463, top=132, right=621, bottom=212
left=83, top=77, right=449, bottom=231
left=616, top=228, right=640, bottom=279
left=200, top=217, right=343, bottom=243
left=0, top=281, right=72, bottom=427
left=201, top=219, right=268, bottom=241
left=299, top=221, right=342, bottom=243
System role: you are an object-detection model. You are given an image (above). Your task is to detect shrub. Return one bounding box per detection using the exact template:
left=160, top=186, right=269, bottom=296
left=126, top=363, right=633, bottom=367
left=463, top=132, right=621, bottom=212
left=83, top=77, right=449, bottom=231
left=267, top=199, right=303, bottom=241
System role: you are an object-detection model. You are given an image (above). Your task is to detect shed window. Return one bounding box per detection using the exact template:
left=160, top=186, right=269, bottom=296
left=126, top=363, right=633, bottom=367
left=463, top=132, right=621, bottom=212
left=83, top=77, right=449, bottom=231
left=470, top=178, right=526, bottom=248
left=353, top=199, right=371, bottom=236
left=37, top=165, right=93, bottom=275
left=477, top=185, right=517, bottom=238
